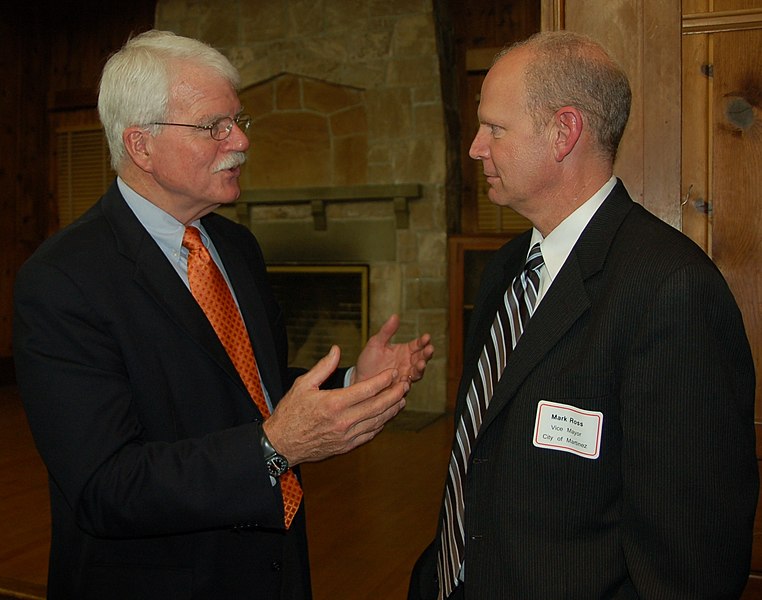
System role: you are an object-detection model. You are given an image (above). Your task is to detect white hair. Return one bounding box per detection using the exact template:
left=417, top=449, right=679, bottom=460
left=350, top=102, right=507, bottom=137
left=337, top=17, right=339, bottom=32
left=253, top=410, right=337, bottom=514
left=98, top=30, right=240, bottom=170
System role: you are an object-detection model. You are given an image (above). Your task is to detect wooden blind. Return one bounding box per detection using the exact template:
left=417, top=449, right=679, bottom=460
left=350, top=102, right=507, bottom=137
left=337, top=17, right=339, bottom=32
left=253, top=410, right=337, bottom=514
left=56, top=126, right=114, bottom=228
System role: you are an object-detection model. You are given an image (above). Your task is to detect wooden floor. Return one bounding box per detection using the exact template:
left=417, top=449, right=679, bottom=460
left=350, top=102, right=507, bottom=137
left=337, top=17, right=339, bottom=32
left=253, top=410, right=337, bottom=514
left=0, top=385, right=452, bottom=600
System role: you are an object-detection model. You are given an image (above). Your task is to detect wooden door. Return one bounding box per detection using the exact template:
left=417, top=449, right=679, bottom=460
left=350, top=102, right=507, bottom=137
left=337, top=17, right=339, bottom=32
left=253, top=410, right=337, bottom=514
left=681, top=11, right=762, bottom=595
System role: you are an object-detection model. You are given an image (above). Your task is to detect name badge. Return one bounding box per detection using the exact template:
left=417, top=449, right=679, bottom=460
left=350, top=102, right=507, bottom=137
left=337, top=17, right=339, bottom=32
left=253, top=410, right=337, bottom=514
left=533, top=400, right=603, bottom=459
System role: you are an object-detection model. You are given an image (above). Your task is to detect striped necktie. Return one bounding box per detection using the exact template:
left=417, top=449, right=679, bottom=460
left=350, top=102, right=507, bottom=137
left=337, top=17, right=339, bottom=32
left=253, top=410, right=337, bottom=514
left=183, top=226, right=303, bottom=529
left=437, top=242, right=544, bottom=599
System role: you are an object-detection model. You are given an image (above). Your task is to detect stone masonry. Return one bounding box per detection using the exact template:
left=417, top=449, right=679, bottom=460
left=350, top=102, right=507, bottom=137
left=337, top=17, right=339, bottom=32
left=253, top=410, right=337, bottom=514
left=156, top=0, right=449, bottom=413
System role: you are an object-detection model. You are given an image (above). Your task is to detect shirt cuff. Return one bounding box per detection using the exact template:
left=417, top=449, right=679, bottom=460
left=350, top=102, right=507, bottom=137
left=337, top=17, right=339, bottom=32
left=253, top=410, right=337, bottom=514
left=343, top=366, right=355, bottom=387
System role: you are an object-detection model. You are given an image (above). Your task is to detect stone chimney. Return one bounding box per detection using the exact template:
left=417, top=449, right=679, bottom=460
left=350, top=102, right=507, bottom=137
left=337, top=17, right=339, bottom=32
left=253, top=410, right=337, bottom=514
left=157, top=0, right=448, bottom=413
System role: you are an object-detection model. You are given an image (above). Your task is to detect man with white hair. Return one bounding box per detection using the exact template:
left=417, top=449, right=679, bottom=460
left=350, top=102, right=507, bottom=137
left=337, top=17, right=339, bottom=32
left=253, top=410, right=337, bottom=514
left=14, top=30, right=433, bottom=600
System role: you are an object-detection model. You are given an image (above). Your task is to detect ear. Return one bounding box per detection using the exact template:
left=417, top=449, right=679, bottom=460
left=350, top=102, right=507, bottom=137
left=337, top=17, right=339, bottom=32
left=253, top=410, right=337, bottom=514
left=551, top=106, right=583, bottom=162
left=122, top=126, right=154, bottom=172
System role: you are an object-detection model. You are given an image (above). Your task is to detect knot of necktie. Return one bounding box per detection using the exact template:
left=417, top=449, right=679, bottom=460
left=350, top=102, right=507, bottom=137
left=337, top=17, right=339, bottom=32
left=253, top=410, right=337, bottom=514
left=183, top=226, right=211, bottom=264
left=525, top=242, right=544, bottom=273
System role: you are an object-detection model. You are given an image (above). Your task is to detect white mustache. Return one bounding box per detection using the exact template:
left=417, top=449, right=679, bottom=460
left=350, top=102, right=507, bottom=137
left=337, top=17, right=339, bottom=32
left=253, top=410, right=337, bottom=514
left=213, top=152, right=247, bottom=173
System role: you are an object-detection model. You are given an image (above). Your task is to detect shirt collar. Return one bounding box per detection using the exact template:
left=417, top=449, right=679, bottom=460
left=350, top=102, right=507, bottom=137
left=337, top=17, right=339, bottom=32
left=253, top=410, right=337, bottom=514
left=530, top=176, right=616, bottom=283
left=117, top=177, right=207, bottom=253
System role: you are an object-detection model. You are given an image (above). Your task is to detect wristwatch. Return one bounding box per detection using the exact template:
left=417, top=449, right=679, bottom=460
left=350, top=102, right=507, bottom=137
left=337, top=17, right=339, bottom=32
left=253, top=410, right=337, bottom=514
left=258, top=422, right=289, bottom=477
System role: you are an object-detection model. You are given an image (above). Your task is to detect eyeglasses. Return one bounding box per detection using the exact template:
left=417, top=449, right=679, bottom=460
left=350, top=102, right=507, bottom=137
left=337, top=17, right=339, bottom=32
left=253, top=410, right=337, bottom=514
left=150, top=113, right=252, bottom=141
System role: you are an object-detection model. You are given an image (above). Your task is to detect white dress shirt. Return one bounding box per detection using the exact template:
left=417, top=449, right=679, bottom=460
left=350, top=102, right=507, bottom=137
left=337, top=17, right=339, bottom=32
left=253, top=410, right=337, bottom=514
left=529, top=176, right=616, bottom=304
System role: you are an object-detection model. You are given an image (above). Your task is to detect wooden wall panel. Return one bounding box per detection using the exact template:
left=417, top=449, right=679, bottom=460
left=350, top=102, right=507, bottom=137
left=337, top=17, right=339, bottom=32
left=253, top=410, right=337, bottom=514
left=560, top=0, right=682, bottom=227
left=0, top=14, right=22, bottom=361
left=680, top=32, right=711, bottom=250
left=0, top=5, right=52, bottom=366
left=0, top=1, right=155, bottom=376
left=711, top=27, right=762, bottom=416
left=564, top=0, right=645, bottom=206
left=714, top=0, right=762, bottom=10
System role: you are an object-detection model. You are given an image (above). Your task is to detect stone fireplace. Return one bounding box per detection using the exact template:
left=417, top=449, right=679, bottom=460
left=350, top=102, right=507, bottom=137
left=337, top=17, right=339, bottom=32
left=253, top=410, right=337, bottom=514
left=231, top=181, right=422, bottom=371
left=160, top=0, right=448, bottom=413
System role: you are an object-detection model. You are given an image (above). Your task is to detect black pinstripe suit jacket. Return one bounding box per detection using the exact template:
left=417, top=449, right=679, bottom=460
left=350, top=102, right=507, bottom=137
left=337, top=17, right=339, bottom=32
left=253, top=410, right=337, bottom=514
left=411, top=179, right=757, bottom=599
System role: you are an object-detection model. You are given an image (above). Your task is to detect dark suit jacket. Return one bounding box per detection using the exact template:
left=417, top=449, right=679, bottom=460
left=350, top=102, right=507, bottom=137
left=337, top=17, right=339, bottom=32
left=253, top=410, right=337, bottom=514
left=410, top=181, right=757, bottom=599
left=13, top=181, right=344, bottom=599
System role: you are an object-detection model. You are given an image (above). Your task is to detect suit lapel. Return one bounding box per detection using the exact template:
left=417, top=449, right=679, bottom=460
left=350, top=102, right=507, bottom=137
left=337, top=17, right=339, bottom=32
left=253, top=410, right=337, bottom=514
left=474, top=180, right=635, bottom=434
left=455, top=235, right=528, bottom=414
left=480, top=252, right=590, bottom=429
left=100, top=184, right=252, bottom=401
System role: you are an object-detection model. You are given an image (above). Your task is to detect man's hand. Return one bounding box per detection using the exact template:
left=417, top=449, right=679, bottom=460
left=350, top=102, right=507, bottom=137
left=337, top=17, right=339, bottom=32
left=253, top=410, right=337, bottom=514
left=352, top=314, right=434, bottom=385
left=264, top=345, right=409, bottom=466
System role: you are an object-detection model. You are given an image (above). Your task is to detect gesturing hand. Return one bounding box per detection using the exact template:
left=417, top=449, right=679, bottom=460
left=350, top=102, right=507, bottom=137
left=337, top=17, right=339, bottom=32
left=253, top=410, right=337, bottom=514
left=353, top=314, right=434, bottom=385
left=264, top=345, right=410, bottom=466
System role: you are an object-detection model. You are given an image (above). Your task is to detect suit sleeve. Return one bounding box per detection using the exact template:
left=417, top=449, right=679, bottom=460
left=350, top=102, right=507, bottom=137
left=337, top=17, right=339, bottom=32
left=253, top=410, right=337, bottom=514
left=619, top=259, right=757, bottom=597
left=13, top=258, right=287, bottom=539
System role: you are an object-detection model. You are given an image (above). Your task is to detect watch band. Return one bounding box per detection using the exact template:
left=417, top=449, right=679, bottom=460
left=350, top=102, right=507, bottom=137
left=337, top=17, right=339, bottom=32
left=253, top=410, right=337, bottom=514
left=258, top=422, right=289, bottom=477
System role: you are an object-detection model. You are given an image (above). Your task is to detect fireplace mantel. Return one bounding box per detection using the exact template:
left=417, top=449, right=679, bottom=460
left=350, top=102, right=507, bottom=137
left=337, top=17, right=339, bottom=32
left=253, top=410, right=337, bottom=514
left=235, top=184, right=422, bottom=230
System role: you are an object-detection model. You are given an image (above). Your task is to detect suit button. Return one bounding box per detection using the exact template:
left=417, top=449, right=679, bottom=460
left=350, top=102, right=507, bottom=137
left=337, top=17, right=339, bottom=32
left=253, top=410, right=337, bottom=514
left=271, top=560, right=282, bottom=572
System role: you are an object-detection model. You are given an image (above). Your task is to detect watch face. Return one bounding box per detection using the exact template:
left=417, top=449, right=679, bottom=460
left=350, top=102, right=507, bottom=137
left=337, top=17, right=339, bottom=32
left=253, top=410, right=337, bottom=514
left=267, top=455, right=289, bottom=477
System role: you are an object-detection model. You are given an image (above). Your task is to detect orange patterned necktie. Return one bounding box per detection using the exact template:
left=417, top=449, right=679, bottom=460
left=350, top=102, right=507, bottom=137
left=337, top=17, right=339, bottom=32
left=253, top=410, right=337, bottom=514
left=182, top=225, right=302, bottom=529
